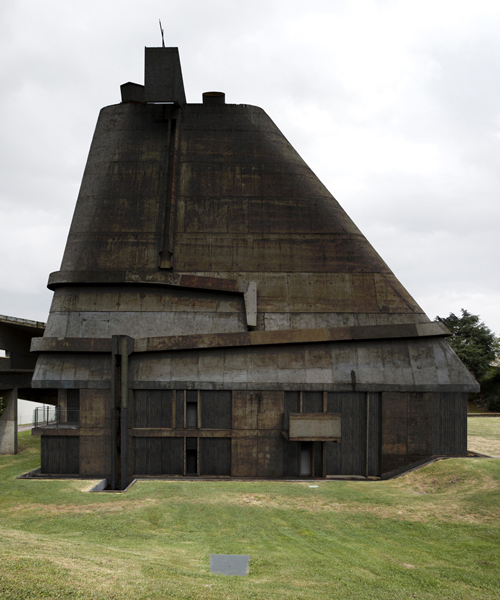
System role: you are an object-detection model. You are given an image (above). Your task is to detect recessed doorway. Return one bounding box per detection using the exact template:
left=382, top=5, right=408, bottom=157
left=300, top=441, right=312, bottom=476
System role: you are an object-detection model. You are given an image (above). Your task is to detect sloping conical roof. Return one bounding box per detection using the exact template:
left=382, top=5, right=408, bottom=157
left=48, top=50, right=423, bottom=327
left=31, top=47, right=478, bottom=394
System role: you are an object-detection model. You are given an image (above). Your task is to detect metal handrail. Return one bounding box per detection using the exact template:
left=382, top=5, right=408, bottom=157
left=34, top=406, right=80, bottom=428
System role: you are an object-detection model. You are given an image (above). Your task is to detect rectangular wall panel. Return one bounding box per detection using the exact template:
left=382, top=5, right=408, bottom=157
left=80, top=435, right=111, bottom=476
left=133, top=437, right=183, bottom=475
left=432, top=392, right=467, bottom=456
left=232, top=391, right=258, bottom=430
left=408, top=392, right=432, bottom=455
left=80, top=389, right=110, bottom=429
left=257, top=437, right=284, bottom=477
left=283, top=392, right=300, bottom=432
left=366, top=393, right=381, bottom=477
left=200, top=438, right=231, bottom=475
left=302, top=392, right=323, bottom=413
left=326, top=392, right=369, bottom=476
left=326, top=393, right=342, bottom=474
left=381, top=392, right=408, bottom=456
left=257, top=392, right=284, bottom=430
left=134, top=390, right=173, bottom=428
left=41, top=436, right=79, bottom=475
left=201, top=391, right=232, bottom=429
left=379, top=391, right=463, bottom=474
left=283, top=439, right=300, bottom=477
left=175, top=390, right=184, bottom=429
left=231, top=438, right=258, bottom=476
left=341, top=392, right=367, bottom=476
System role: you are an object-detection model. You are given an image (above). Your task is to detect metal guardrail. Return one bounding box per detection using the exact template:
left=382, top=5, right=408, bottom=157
left=34, top=406, right=79, bottom=428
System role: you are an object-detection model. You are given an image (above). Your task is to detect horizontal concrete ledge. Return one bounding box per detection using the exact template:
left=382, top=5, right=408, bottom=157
left=132, top=428, right=295, bottom=438
left=31, top=321, right=450, bottom=355
left=32, top=427, right=340, bottom=439
left=32, top=427, right=80, bottom=436
left=32, top=338, right=113, bottom=353
left=47, top=270, right=252, bottom=294
left=0, top=371, right=35, bottom=389
left=31, top=380, right=479, bottom=393
left=31, top=380, right=112, bottom=390
left=132, top=428, right=231, bottom=438
left=32, top=427, right=112, bottom=437
left=47, top=271, right=258, bottom=329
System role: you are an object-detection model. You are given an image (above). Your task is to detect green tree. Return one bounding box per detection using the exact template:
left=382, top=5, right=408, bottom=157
left=480, top=366, right=500, bottom=412
left=436, top=309, right=499, bottom=381
left=0, top=396, right=6, bottom=418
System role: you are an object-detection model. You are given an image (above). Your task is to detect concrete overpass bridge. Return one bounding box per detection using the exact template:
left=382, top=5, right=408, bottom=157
left=0, top=315, right=55, bottom=454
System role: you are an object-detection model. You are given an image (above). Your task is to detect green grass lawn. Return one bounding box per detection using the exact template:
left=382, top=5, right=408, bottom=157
left=1, top=432, right=499, bottom=600
left=468, top=417, right=500, bottom=456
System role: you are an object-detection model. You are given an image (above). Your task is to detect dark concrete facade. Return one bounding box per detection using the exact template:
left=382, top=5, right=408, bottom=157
left=31, top=48, right=478, bottom=487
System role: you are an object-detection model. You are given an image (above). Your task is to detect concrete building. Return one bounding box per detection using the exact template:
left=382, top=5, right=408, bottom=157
left=29, top=47, right=478, bottom=488
left=0, top=315, right=50, bottom=454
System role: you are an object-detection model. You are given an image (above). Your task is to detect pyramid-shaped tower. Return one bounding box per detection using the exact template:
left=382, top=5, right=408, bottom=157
left=32, top=48, right=477, bottom=488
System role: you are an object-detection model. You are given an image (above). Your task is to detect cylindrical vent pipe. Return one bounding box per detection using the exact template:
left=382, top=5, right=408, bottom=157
left=203, top=91, right=225, bottom=105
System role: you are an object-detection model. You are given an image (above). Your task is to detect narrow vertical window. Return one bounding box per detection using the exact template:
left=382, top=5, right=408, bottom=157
left=185, top=390, right=199, bottom=428
left=185, top=437, right=198, bottom=475
left=186, top=402, right=197, bottom=428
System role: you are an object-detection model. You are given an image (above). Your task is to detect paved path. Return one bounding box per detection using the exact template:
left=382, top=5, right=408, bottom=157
left=18, top=425, right=33, bottom=432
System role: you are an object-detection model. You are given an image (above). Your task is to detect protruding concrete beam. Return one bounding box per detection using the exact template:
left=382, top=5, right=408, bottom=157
left=0, top=388, right=18, bottom=454
left=32, top=321, right=451, bottom=355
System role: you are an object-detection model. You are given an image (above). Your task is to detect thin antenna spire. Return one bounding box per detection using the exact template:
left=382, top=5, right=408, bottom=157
left=159, top=19, right=165, bottom=47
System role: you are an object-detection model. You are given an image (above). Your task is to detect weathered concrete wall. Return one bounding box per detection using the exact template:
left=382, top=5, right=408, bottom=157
left=38, top=388, right=468, bottom=479
left=31, top=336, right=477, bottom=393
left=0, top=389, right=18, bottom=454
left=128, top=338, right=477, bottom=392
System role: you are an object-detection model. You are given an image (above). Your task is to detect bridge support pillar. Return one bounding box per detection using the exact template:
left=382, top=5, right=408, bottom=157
left=0, top=388, right=18, bottom=454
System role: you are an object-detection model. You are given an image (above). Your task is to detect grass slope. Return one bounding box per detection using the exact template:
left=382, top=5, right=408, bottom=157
left=468, top=417, right=500, bottom=456
left=0, top=433, right=499, bottom=599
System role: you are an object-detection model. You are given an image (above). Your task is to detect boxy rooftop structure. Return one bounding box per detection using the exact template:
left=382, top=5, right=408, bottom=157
left=29, top=47, right=478, bottom=489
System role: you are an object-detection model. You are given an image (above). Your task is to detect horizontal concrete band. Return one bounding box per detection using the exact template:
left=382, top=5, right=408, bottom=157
left=33, top=427, right=343, bottom=440
left=0, top=371, right=36, bottom=389
left=47, top=270, right=252, bottom=294
left=47, top=271, right=258, bottom=328
left=30, top=380, right=479, bottom=393
left=31, top=427, right=338, bottom=439
left=31, top=321, right=449, bottom=355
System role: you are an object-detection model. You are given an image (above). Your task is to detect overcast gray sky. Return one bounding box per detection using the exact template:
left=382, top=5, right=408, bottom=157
left=1, top=0, right=499, bottom=334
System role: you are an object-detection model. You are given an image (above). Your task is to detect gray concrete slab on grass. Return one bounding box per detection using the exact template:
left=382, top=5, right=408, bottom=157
left=210, top=554, right=249, bottom=576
